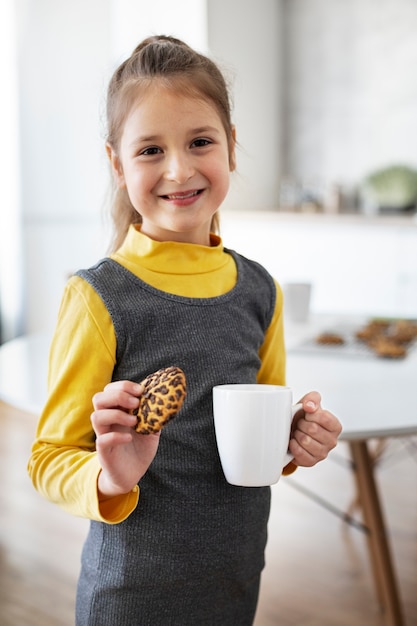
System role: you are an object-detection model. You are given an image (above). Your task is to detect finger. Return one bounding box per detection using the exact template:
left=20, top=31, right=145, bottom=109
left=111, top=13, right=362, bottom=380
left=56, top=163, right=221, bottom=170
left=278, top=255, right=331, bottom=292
left=290, top=420, right=335, bottom=464
left=292, top=425, right=331, bottom=456
left=95, top=429, right=134, bottom=451
left=93, top=384, right=142, bottom=411
left=295, top=415, right=340, bottom=448
left=103, top=380, right=143, bottom=395
left=289, top=436, right=325, bottom=467
left=298, top=390, right=321, bottom=413
left=91, top=408, right=138, bottom=435
left=302, top=405, right=342, bottom=436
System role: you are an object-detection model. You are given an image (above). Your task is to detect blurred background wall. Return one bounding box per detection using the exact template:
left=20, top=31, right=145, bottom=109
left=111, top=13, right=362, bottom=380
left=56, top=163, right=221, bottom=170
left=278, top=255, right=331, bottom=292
left=281, top=0, right=417, bottom=207
left=1, top=0, right=417, bottom=340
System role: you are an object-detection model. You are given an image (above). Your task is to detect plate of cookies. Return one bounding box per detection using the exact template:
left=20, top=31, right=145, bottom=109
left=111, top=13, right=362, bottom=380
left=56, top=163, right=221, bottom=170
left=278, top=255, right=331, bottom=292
left=353, top=318, right=417, bottom=359
left=292, top=318, right=417, bottom=360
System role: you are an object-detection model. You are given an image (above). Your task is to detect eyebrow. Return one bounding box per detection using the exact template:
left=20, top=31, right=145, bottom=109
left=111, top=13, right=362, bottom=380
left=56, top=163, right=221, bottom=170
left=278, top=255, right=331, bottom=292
left=128, top=135, right=159, bottom=148
left=129, top=126, right=222, bottom=148
left=191, top=126, right=222, bottom=136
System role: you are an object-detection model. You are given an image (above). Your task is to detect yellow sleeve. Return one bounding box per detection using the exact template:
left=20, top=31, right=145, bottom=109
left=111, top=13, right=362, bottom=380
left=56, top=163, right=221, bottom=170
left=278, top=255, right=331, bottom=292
left=257, top=280, right=297, bottom=476
left=28, top=276, right=139, bottom=523
left=257, top=280, right=286, bottom=386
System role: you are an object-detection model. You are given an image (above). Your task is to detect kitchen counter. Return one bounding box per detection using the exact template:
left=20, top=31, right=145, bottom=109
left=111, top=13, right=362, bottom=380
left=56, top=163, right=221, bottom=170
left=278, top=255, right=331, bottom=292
left=219, top=210, right=417, bottom=319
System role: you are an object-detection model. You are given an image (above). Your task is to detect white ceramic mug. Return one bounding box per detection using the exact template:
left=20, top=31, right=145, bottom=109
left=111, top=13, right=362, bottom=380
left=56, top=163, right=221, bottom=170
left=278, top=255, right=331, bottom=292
left=212, top=384, right=302, bottom=487
left=283, top=282, right=312, bottom=323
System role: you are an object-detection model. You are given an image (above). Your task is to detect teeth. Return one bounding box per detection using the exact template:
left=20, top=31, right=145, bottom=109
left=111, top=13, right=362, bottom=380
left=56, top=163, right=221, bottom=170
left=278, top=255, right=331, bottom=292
left=167, top=191, right=198, bottom=200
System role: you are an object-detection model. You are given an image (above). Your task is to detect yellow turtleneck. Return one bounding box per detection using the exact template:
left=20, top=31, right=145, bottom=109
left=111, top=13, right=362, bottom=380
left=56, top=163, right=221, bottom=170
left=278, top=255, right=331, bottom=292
left=28, top=226, right=287, bottom=524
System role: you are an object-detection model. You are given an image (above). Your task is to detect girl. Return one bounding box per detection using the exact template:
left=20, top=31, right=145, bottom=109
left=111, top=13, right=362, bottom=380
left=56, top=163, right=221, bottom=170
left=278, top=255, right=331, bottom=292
left=29, top=35, right=342, bottom=626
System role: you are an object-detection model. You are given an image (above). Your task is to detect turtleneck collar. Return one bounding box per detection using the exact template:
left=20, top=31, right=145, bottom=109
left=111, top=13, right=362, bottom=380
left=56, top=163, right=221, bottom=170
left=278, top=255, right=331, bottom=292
left=112, top=224, right=230, bottom=276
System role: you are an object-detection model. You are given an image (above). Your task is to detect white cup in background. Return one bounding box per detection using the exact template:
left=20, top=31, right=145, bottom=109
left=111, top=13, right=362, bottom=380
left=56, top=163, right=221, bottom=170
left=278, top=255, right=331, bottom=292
left=283, top=282, right=312, bottom=323
left=212, top=384, right=302, bottom=487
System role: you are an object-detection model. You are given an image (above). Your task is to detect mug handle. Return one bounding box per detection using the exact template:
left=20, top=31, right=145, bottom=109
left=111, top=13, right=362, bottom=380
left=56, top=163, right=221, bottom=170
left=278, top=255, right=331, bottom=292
left=282, top=402, right=303, bottom=467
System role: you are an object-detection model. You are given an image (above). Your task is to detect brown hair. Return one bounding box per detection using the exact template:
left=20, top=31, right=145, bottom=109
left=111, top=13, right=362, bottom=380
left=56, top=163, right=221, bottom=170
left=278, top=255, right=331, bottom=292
left=105, top=35, right=235, bottom=251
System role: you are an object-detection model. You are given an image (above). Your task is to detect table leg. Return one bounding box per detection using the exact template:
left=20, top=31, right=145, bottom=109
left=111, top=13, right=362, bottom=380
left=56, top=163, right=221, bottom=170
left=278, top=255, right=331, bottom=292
left=349, top=440, right=404, bottom=626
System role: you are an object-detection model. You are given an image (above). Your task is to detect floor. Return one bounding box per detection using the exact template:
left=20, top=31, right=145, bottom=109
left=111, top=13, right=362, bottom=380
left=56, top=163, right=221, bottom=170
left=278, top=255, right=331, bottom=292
left=1, top=400, right=416, bottom=625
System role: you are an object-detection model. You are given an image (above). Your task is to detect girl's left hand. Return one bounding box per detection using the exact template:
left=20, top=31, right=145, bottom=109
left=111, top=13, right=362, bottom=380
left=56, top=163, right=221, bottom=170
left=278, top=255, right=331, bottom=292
left=289, top=391, right=342, bottom=467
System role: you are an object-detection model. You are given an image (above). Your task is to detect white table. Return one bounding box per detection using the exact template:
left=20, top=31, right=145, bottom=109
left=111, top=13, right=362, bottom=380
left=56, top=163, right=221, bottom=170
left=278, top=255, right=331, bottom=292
left=285, top=316, right=417, bottom=626
left=0, top=332, right=50, bottom=414
left=1, top=319, right=416, bottom=625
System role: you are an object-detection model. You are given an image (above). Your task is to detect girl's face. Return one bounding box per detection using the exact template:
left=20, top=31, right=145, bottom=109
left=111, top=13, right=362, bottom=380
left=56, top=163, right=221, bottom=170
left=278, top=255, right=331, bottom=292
left=107, top=84, right=235, bottom=246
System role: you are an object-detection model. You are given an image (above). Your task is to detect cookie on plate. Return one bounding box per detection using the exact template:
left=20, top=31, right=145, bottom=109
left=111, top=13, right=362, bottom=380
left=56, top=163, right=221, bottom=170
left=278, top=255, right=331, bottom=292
left=371, top=338, right=407, bottom=359
left=316, top=332, right=345, bottom=345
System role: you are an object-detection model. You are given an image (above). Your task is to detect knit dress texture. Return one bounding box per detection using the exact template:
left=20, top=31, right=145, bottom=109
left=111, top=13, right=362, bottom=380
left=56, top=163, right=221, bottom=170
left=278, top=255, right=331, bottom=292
left=74, top=249, right=277, bottom=626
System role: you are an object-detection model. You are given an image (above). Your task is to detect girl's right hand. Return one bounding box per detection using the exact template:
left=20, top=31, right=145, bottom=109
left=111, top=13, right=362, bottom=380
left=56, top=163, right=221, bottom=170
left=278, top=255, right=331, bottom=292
left=91, top=380, right=161, bottom=499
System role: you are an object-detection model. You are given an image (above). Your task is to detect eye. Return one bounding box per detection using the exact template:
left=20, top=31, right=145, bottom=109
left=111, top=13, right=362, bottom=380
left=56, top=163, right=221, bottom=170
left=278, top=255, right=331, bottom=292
left=140, top=146, right=162, bottom=156
left=191, top=138, right=212, bottom=149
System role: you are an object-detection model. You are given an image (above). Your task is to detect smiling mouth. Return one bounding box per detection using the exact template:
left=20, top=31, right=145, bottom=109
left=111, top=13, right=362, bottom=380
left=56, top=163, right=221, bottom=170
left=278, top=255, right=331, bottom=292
left=162, top=190, right=203, bottom=200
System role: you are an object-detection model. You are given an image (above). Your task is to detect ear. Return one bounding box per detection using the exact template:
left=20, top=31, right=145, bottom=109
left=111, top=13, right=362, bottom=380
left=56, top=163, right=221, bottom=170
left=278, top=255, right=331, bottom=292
left=229, top=126, right=237, bottom=172
left=105, top=143, right=126, bottom=188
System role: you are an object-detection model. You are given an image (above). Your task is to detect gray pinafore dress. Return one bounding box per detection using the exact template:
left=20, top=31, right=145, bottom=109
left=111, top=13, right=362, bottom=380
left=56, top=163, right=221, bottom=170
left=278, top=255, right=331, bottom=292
left=75, top=250, right=278, bottom=626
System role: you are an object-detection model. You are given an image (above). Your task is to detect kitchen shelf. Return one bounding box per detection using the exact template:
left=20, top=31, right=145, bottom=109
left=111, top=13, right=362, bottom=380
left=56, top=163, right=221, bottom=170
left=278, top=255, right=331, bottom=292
left=222, top=209, right=417, bottom=229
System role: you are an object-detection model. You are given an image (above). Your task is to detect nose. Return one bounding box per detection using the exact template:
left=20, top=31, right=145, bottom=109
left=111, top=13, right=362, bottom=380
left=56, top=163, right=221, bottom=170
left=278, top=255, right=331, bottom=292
left=164, top=151, right=195, bottom=184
